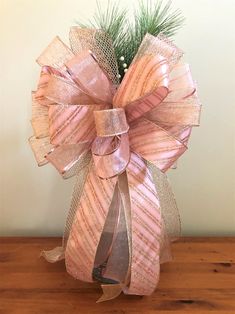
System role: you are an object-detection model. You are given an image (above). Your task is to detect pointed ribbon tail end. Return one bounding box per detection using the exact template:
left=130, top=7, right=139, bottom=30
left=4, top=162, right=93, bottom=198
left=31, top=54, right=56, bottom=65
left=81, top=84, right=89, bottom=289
left=40, top=246, right=65, bottom=263
left=97, top=284, right=123, bottom=303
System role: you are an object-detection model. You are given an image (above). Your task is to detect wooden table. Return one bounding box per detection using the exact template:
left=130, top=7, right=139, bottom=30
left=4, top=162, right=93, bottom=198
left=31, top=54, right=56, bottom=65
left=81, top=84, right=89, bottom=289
left=0, top=237, right=234, bottom=314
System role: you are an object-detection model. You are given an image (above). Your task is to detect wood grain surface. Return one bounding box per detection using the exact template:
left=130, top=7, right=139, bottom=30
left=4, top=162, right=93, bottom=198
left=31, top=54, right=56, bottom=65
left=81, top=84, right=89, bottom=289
left=0, top=237, right=234, bottom=314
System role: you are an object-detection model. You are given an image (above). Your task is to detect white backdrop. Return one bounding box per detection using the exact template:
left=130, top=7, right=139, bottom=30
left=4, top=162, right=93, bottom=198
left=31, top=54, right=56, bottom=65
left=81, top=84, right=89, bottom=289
left=0, top=0, right=234, bottom=236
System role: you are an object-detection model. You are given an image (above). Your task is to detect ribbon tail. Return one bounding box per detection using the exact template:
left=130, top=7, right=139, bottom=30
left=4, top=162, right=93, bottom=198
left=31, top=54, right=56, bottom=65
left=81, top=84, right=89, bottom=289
left=62, top=156, right=92, bottom=248
left=92, top=184, right=122, bottom=279
left=147, top=161, right=181, bottom=241
left=65, top=162, right=117, bottom=282
left=101, top=171, right=132, bottom=282
left=147, top=161, right=181, bottom=264
left=124, top=152, right=162, bottom=296
left=97, top=284, right=123, bottom=303
left=40, top=246, right=64, bottom=263
left=40, top=156, right=92, bottom=263
left=92, top=171, right=132, bottom=302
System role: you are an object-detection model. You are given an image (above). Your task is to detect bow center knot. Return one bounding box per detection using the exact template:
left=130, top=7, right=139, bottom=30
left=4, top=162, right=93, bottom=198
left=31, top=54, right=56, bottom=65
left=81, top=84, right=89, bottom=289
left=92, top=108, right=130, bottom=179
left=93, top=108, right=129, bottom=138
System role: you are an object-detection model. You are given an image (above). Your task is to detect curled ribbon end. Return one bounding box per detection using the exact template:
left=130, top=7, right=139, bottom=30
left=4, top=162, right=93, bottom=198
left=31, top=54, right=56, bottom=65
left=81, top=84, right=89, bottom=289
left=96, top=284, right=123, bottom=303
left=40, top=246, right=65, bottom=263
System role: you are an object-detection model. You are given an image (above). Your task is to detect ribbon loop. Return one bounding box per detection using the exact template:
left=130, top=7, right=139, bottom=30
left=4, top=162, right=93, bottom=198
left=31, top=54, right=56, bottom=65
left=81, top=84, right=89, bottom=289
left=114, top=54, right=170, bottom=122
left=46, top=142, right=91, bottom=178
left=92, top=134, right=130, bottom=179
left=66, top=51, right=113, bottom=104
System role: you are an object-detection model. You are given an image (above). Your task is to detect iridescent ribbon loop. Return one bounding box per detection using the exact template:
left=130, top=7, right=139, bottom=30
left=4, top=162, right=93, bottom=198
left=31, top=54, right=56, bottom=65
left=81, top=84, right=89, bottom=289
left=30, top=28, right=201, bottom=301
left=92, top=133, right=130, bottom=179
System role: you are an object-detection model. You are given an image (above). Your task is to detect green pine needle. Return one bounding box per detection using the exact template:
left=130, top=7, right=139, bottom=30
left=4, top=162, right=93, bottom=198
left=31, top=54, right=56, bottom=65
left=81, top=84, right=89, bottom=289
left=77, top=0, right=184, bottom=80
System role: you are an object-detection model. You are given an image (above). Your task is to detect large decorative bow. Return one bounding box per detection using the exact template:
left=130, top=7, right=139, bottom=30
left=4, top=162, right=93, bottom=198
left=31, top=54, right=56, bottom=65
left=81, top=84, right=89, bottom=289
left=29, top=27, right=201, bottom=301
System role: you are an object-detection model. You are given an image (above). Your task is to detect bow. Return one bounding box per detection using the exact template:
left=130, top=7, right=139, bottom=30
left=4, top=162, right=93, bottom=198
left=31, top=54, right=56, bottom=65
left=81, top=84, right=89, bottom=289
left=29, top=27, right=201, bottom=301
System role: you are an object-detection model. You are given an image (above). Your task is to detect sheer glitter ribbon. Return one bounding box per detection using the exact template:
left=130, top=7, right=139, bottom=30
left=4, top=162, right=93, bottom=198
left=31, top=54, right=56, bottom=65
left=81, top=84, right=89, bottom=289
left=29, top=28, right=201, bottom=301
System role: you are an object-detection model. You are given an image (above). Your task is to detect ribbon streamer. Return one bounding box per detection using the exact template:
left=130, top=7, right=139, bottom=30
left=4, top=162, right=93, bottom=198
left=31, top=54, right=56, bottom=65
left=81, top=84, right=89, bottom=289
left=29, top=27, right=201, bottom=301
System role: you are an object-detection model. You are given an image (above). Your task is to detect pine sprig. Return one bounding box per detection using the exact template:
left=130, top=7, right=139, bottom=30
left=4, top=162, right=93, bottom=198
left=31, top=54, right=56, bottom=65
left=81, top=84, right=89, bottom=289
left=77, top=0, right=184, bottom=80
left=121, top=0, right=184, bottom=74
left=78, top=1, right=127, bottom=52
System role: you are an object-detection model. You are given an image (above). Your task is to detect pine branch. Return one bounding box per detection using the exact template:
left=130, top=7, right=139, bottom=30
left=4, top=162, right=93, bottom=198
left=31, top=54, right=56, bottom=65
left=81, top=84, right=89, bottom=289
left=77, top=0, right=185, bottom=80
